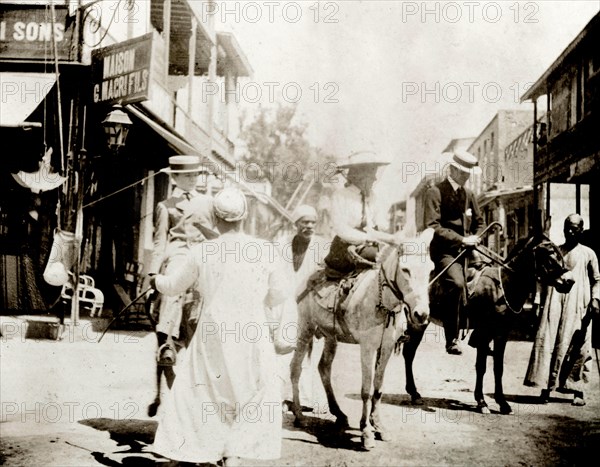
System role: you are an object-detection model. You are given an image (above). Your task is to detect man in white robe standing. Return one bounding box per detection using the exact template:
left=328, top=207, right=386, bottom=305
left=525, top=213, right=600, bottom=406
left=279, top=204, right=329, bottom=413
left=150, top=187, right=290, bottom=466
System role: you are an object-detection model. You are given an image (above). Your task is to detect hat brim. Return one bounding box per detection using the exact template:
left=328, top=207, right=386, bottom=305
left=160, top=167, right=208, bottom=174
left=338, top=161, right=390, bottom=169
left=450, top=161, right=481, bottom=175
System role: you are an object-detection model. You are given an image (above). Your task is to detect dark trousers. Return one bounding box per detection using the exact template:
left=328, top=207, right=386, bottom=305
left=436, top=255, right=466, bottom=347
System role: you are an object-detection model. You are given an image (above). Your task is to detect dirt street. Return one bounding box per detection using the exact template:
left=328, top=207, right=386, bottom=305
left=1, top=317, right=599, bottom=466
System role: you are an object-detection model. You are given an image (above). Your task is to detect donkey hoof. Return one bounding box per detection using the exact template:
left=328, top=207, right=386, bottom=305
left=362, top=430, right=376, bottom=450
left=147, top=401, right=160, bottom=417
left=499, top=402, right=513, bottom=415
left=293, top=415, right=308, bottom=428
left=374, top=429, right=393, bottom=442
left=477, top=401, right=490, bottom=414
left=411, top=394, right=424, bottom=405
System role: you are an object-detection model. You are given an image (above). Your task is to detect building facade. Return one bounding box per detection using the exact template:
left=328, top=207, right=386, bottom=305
left=520, top=11, right=599, bottom=247
left=0, top=1, right=293, bottom=315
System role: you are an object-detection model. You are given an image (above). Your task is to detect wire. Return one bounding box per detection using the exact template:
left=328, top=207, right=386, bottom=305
left=82, top=172, right=162, bottom=209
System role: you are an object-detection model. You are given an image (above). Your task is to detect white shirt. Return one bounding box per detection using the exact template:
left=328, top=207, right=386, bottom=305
left=330, top=184, right=377, bottom=244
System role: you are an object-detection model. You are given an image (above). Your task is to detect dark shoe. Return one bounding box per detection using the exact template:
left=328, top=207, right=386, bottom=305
left=539, top=389, right=550, bottom=404
left=446, top=342, right=462, bottom=355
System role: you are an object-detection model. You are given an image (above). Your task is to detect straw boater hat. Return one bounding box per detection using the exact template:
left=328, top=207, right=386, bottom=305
left=214, top=187, right=248, bottom=222
left=337, top=151, right=391, bottom=169
left=292, top=204, right=317, bottom=223
left=449, top=150, right=481, bottom=174
left=161, top=155, right=206, bottom=174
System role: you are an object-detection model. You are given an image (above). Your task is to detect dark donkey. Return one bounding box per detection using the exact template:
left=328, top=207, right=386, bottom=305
left=147, top=291, right=199, bottom=417
left=402, top=231, right=571, bottom=415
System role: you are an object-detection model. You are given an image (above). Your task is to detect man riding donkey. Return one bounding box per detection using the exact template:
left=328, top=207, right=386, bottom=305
left=146, top=155, right=219, bottom=417
left=309, top=151, right=409, bottom=339
left=423, top=150, right=486, bottom=355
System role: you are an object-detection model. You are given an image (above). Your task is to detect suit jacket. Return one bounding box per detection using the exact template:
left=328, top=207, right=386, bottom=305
left=150, top=193, right=217, bottom=274
left=423, top=178, right=485, bottom=261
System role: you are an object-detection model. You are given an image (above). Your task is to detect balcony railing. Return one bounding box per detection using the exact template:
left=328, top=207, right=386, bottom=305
left=534, top=111, right=600, bottom=184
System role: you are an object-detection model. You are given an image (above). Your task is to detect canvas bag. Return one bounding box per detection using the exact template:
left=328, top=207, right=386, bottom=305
left=43, top=228, right=81, bottom=286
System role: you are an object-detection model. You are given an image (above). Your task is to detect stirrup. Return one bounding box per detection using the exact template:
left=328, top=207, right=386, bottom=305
left=157, top=343, right=177, bottom=366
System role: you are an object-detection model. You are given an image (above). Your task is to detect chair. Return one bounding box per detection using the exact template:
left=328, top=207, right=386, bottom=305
left=61, top=274, right=105, bottom=317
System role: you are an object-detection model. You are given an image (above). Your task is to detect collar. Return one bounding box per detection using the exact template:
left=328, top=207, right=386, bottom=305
left=172, top=187, right=198, bottom=199
left=446, top=176, right=462, bottom=192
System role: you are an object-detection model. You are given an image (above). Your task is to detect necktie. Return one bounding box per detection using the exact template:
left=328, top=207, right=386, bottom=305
left=183, top=192, right=192, bottom=201
left=360, top=191, right=367, bottom=230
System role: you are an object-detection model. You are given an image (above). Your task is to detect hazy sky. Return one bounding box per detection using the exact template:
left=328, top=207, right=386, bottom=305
left=219, top=0, right=599, bottom=204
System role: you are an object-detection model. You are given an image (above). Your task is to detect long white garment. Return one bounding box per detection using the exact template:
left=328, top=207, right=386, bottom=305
left=151, top=232, right=289, bottom=463
left=524, top=243, right=600, bottom=392
left=277, top=234, right=329, bottom=409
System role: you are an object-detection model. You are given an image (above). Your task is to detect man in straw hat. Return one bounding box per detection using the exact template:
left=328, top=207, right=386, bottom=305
left=147, top=155, right=218, bottom=403
left=324, top=150, right=403, bottom=274
left=423, top=149, right=485, bottom=355
left=150, top=187, right=290, bottom=466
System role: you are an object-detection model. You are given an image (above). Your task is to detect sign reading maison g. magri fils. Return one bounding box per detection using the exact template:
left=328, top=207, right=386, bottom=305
left=0, top=4, right=76, bottom=61
left=91, top=33, right=152, bottom=106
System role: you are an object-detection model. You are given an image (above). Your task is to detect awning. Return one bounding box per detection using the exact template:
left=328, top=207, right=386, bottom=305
left=217, top=32, right=253, bottom=77
left=0, top=72, right=56, bottom=127
left=125, top=104, right=293, bottom=223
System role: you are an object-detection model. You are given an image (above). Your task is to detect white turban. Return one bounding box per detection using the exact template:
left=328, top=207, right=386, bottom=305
left=214, top=187, right=248, bottom=222
left=292, top=204, right=317, bottom=223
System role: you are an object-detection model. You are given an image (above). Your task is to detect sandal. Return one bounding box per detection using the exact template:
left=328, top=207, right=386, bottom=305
left=157, top=343, right=177, bottom=366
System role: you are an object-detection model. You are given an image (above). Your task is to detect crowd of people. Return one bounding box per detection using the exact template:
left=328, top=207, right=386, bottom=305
left=143, top=151, right=599, bottom=465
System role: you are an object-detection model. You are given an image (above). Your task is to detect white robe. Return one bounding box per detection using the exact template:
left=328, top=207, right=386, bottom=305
left=277, top=233, right=329, bottom=410
left=524, top=243, right=600, bottom=392
left=151, top=232, right=289, bottom=463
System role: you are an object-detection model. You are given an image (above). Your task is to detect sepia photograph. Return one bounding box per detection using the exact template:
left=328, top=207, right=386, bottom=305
left=1, top=1, right=599, bottom=465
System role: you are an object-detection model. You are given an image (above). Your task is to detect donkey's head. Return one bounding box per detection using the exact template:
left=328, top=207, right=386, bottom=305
left=382, top=230, right=434, bottom=329
left=508, top=235, right=572, bottom=293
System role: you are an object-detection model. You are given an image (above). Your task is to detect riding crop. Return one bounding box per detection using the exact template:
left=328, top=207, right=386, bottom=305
left=97, top=286, right=154, bottom=343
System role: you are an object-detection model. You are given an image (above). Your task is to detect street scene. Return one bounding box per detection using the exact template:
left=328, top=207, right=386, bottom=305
left=1, top=317, right=598, bottom=466
left=2, top=1, right=600, bottom=466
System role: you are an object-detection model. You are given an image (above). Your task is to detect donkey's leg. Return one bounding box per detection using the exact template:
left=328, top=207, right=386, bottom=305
left=493, top=337, right=512, bottom=414
left=359, top=335, right=379, bottom=450
left=370, top=331, right=395, bottom=442
left=474, top=345, right=490, bottom=414
left=147, top=364, right=163, bottom=417
left=403, top=325, right=427, bottom=404
left=291, top=325, right=314, bottom=425
left=318, top=337, right=349, bottom=428
left=148, top=332, right=167, bottom=417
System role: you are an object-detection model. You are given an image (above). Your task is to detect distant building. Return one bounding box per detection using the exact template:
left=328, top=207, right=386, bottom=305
left=467, top=110, right=533, bottom=195
left=388, top=200, right=407, bottom=233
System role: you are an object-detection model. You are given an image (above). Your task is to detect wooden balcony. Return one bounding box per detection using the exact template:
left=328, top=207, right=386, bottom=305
left=534, top=111, right=600, bottom=184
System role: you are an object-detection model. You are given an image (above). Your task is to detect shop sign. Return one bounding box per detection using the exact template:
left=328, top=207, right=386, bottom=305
left=0, top=5, right=76, bottom=61
left=91, top=33, right=153, bottom=106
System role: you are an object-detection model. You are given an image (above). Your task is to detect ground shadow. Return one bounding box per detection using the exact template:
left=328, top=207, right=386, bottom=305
left=78, top=418, right=162, bottom=466
left=502, top=393, right=575, bottom=405
left=346, top=393, right=476, bottom=414
left=282, top=412, right=364, bottom=451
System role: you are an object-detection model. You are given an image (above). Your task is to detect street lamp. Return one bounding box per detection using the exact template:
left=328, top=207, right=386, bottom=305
left=102, top=104, right=133, bottom=151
